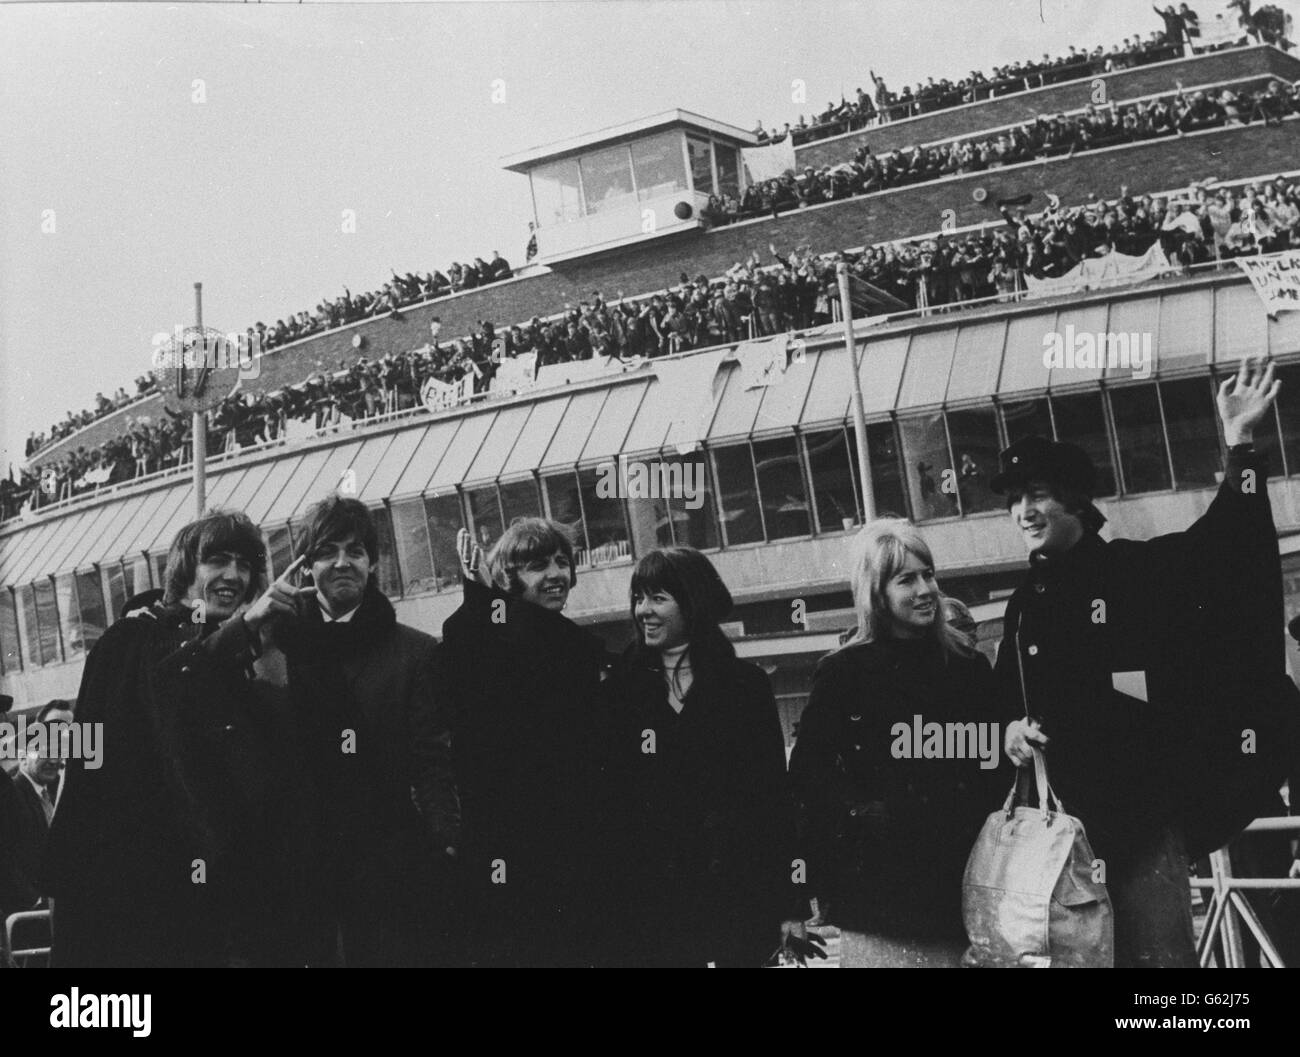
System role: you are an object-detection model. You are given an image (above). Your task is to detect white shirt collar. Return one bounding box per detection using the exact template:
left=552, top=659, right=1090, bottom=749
left=318, top=599, right=360, bottom=623
left=21, top=769, right=56, bottom=811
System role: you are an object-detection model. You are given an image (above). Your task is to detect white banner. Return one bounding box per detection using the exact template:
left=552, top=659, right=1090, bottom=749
left=741, top=137, right=796, bottom=183
left=421, top=375, right=459, bottom=412
left=490, top=352, right=538, bottom=395
left=1236, top=251, right=1300, bottom=316
left=1194, top=2, right=1247, bottom=49
left=534, top=355, right=624, bottom=389
left=1023, top=243, right=1172, bottom=299
left=733, top=336, right=788, bottom=389
left=656, top=347, right=731, bottom=453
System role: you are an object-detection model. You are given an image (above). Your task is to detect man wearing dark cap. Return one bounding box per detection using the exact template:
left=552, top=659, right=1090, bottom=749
left=992, top=358, right=1299, bottom=967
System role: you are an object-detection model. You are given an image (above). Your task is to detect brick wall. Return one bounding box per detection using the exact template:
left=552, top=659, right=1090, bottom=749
left=794, top=44, right=1300, bottom=166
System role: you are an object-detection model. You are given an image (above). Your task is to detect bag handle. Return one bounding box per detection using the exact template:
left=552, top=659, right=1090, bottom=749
left=1002, top=747, right=1062, bottom=819
left=1000, top=612, right=1065, bottom=818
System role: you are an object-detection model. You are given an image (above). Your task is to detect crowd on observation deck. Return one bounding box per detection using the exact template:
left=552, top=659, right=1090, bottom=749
left=22, top=254, right=514, bottom=462
left=704, top=78, right=1300, bottom=228
left=24, top=377, right=157, bottom=458
left=10, top=6, right=1300, bottom=523
left=8, top=168, right=1300, bottom=525
left=26, top=6, right=1295, bottom=468
left=256, top=253, right=514, bottom=353
left=753, top=3, right=1291, bottom=146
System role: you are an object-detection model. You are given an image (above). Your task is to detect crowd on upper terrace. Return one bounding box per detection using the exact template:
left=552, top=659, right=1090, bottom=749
left=23, top=253, right=514, bottom=460
left=255, top=253, right=514, bottom=352
left=704, top=77, right=1300, bottom=227
left=24, top=6, right=1294, bottom=465
left=24, top=377, right=157, bottom=458
left=754, top=3, right=1291, bottom=145
left=7, top=169, right=1300, bottom=525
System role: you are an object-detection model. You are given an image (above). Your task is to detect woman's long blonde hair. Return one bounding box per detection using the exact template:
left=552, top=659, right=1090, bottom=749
left=840, top=517, right=973, bottom=660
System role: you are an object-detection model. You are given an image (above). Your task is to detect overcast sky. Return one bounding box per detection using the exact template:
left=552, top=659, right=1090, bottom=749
left=3, top=0, right=1296, bottom=472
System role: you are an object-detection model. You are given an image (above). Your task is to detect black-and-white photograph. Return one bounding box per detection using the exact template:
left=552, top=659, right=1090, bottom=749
left=3, top=0, right=1300, bottom=999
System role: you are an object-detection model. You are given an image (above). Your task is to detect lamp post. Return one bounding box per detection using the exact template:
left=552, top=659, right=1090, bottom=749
left=192, top=283, right=206, bottom=515
left=836, top=262, right=875, bottom=522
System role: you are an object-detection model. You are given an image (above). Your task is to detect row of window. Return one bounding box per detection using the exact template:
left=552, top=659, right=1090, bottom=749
left=5, top=366, right=1300, bottom=675
left=529, top=131, right=742, bottom=227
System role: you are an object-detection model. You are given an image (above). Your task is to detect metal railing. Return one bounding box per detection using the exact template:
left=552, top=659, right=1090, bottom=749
left=1192, top=817, right=1300, bottom=968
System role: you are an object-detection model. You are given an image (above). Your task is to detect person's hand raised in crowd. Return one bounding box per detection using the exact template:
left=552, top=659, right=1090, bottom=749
left=456, top=527, right=489, bottom=587
left=1218, top=357, right=1280, bottom=446
left=240, top=555, right=314, bottom=635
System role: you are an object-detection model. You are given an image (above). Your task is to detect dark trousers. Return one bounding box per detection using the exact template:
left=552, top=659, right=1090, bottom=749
left=312, top=836, right=461, bottom=968
left=1108, top=825, right=1197, bottom=968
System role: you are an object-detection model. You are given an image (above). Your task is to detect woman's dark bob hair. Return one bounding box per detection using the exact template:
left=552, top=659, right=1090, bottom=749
left=162, top=509, right=267, bottom=605
left=629, top=546, right=735, bottom=662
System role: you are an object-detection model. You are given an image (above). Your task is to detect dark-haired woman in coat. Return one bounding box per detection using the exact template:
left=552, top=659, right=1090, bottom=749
left=608, top=546, right=805, bottom=967
left=788, top=518, right=1005, bottom=967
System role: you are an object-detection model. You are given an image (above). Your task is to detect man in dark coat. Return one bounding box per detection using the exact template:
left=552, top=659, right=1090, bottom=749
left=0, top=702, right=74, bottom=919
left=44, top=510, right=315, bottom=967
left=440, top=521, right=620, bottom=967
left=996, top=359, right=1300, bottom=967
left=274, top=495, right=460, bottom=967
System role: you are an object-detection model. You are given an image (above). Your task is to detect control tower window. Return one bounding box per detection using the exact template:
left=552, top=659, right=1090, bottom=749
left=631, top=131, right=687, bottom=203
left=580, top=145, right=636, bottom=215
left=715, top=145, right=740, bottom=199
left=686, top=136, right=714, bottom=195
left=532, top=158, right=583, bottom=226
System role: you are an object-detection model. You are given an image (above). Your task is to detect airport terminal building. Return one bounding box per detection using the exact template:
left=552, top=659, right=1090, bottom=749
left=5, top=43, right=1300, bottom=747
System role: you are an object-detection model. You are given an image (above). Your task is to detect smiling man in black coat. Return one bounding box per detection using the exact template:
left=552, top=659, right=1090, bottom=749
left=44, top=510, right=313, bottom=968
left=274, top=495, right=461, bottom=967
left=996, top=359, right=1300, bottom=967
left=440, top=520, right=620, bottom=967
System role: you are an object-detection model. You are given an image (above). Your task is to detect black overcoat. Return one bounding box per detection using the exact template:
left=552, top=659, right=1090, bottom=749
left=43, top=606, right=314, bottom=967
left=994, top=448, right=1300, bottom=864
left=789, top=636, right=1005, bottom=938
left=608, top=646, right=799, bottom=967
left=439, top=579, right=620, bottom=966
left=278, top=583, right=461, bottom=966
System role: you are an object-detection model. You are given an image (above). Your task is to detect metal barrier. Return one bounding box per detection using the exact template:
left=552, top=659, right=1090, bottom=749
left=1192, top=816, right=1300, bottom=968
left=4, top=908, right=52, bottom=968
